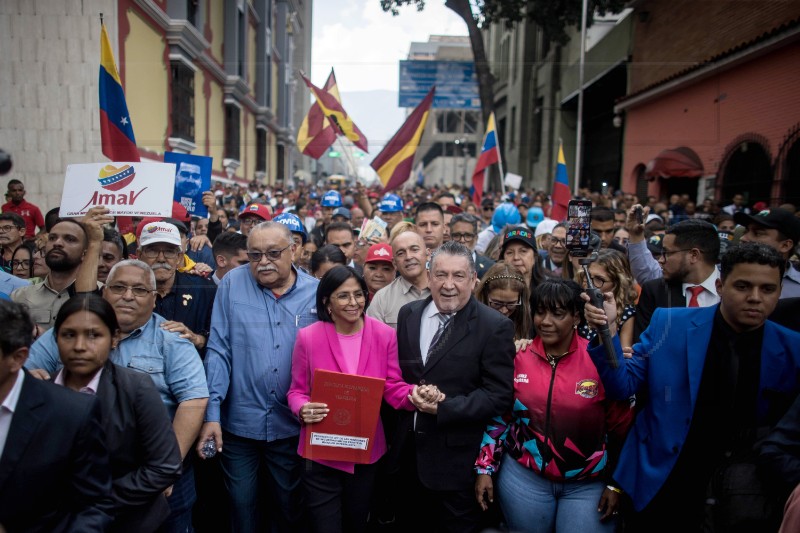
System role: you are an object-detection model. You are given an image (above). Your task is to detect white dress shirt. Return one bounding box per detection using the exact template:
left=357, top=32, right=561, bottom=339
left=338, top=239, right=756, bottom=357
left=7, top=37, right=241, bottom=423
left=681, top=268, right=721, bottom=307
left=0, top=371, right=25, bottom=459
left=419, top=301, right=456, bottom=365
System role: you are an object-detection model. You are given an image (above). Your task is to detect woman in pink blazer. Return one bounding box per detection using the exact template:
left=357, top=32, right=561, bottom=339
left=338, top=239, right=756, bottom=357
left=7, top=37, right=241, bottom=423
left=288, top=265, right=433, bottom=533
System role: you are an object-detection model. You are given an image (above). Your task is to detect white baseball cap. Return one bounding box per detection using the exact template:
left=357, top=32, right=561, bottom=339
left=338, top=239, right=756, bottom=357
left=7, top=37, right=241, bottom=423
left=534, top=219, right=558, bottom=238
left=138, top=221, right=182, bottom=248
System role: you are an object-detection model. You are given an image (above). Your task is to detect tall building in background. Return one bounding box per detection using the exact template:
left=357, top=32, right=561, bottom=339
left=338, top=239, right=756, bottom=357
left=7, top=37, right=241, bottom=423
left=0, top=0, right=312, bottom=210
left=406, top=36, right=480, bottom=189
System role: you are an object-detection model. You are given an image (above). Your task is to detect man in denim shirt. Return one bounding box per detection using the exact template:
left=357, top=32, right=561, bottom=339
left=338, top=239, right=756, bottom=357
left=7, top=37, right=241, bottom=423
left=25, top=259, right=209, bottom=532
left=197, top=221, right=318, bottom=532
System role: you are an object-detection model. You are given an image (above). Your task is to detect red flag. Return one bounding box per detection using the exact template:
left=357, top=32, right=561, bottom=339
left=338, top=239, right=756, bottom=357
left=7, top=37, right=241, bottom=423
left=371, top=87, right=435, bottom=191
left=299, top=73, right=368, bottom=153
left=296, top=69, right=339, bottom=159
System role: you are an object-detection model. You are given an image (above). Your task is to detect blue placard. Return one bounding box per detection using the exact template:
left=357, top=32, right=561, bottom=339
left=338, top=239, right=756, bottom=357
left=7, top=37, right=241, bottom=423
left=164, top=152, right=213, bottom=218
left=399, top=60, right=480, bottom=109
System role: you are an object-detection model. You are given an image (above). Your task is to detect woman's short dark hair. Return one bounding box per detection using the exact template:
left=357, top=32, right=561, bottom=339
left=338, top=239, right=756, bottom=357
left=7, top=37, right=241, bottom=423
left=315, top=265, right=369, bottom=322
left=531, top=279, right=585, bottom=318
left=54, top=294, right=120, bottom=336
left=311, top=244, right=347, bottom=276
left=0, top=300, right=33, bottom=355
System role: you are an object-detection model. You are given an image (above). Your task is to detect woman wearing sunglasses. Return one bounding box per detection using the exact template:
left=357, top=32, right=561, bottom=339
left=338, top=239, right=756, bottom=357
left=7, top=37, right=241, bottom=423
left=475, top=263, right=532, bottom=340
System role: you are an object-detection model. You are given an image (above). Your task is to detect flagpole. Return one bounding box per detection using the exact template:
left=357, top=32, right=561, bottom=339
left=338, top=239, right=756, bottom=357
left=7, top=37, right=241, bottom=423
left=493, top=113, right=506, bottom=194
left=574, top=0, right=588, bottom=197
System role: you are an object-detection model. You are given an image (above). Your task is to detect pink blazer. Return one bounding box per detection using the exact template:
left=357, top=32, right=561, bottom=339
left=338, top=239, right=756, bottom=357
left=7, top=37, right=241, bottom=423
left=288, top=316, right=415, bottom=473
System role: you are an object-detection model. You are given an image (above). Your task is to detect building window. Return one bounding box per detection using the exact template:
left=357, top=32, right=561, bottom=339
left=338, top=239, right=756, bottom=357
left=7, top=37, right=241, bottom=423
left=256, top=128, right=267, bottom=172
left=225, top=104, right=240, bottom=161
left=187, top=0, right=199, bottom=27
left=170, top=62, right=195, bottom=142
left=533, top=97, right=543, bottom=158
left=238, top=5, right=246, bottom=78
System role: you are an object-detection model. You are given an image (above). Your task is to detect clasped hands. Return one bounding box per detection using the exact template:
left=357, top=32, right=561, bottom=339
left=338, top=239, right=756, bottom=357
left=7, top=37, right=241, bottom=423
left=408, top=384, right=445, bottom=414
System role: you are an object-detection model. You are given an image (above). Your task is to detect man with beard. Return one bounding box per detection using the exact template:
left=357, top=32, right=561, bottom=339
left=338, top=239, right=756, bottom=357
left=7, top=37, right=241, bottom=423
left=11, top=218, right=92, bottom=331
left=366, top=230, right=430, bottom=329
left=634, top=219, right=721, bottom=341
left=136, top=221, right=216, bottom=355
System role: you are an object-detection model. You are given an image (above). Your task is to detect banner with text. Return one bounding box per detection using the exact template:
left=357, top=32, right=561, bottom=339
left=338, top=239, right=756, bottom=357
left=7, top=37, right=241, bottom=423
left=165, top=151, right=212, bottom=218
left=60, top=162, right=175, bottom=218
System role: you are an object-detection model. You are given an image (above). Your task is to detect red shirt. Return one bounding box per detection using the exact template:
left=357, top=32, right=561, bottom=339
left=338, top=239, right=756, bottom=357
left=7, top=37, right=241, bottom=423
left=2, top=200, right=45, bottom=238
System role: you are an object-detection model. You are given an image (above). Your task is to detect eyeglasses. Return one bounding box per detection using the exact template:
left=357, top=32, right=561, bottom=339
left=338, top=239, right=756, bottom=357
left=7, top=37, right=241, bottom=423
left=141, top=247, right=181, bottom=259
left=0, top=225, right=19, bottom=233
left=240, top=217, right=259, bottom=227
left=482, top=206, right=494, bottom=212
left=333, top=291, right=366, bottom=304
left=246, top=244, right=291, bottom=262
left=658, top=248, right=693, bottom=261
left=487, top=298, right=522, bottom=312
left=106, top=284, right=155, bottom=297
left=589, top=275, right=611, bottom=288
left=11, top=260, right=30, bottom=269
left=549, top=237, right=567, bottom=246
left=451, top=232, right=476, bottom=242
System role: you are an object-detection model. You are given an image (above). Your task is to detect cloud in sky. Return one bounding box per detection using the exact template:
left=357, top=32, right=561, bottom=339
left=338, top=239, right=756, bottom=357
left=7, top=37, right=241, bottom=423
left=311, top=0, right=468, bottom=92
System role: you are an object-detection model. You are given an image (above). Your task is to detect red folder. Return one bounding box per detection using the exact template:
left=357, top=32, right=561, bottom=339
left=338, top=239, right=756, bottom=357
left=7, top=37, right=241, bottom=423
left=303, top=369, right=386, bottom=464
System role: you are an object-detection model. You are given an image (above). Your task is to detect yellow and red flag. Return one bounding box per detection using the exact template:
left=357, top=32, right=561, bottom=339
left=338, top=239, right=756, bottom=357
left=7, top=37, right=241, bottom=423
left=299, top=72, right=368, bottom=153
left=296, top=69, right=340, bottom=159
left=370, top=86, right=435, bottom=191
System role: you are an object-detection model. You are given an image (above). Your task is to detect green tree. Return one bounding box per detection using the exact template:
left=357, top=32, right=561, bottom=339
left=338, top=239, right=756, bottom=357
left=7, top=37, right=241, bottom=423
left=381, top=0, right=625, bottom=126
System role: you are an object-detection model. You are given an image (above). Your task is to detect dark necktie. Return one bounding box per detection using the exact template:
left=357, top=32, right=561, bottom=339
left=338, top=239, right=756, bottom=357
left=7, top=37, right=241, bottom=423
left=426, top=313, right=452, bottom=359
left=687, top=285, right=704, bottom=308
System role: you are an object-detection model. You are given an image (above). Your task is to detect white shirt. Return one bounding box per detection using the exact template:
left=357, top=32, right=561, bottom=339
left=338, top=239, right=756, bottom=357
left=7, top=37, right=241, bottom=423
left=0, top=371, right=25, bottom=459
left=682, top=268, right=721, bottom=307
left=419, top=300, right=456, bottom=365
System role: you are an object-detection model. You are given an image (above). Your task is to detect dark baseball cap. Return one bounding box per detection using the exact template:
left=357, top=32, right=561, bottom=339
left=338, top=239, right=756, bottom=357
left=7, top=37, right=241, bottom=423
left=734, top=207, right=800, bottom=243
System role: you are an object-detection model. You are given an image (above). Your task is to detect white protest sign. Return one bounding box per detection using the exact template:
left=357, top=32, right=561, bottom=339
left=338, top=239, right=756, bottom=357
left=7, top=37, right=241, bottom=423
left=59, top=162, right=176, bottom=218
left=504, top=172, right=523, bottom=190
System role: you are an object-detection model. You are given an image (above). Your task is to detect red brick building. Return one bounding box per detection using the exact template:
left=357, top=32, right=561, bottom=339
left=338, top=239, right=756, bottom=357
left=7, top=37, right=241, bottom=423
left=616, top=0, right=800, bottom=207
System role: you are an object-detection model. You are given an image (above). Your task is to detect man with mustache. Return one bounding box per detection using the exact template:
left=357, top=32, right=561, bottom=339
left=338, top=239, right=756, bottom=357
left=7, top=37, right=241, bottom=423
left=136, top=221, right=216, bottom=355
left=366, top=229, right=430, bottom=329
left=198, top=221, right=318, bottom=532
left=11, top=218, right=92, bottom=331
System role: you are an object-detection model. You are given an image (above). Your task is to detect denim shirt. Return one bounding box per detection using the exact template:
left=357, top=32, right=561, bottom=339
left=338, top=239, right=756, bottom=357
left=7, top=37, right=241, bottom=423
left=25, top=313, right=209, bottom=420
left=204, top=265, right=318, bottom=441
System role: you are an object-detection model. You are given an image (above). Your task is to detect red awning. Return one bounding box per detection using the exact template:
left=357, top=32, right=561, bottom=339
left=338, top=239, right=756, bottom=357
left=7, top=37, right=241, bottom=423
left=645, top=146, right=704, bottom=179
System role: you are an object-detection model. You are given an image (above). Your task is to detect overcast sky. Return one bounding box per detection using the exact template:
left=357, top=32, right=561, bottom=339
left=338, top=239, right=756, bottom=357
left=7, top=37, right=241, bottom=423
left=311, top=0, right=467, bottom=93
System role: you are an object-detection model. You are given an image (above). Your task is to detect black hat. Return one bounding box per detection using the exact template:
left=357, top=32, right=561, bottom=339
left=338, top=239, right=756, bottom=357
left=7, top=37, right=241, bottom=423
left=734, top=207, right=800, bottom=244
left=501, top=226, right=537, bottom=254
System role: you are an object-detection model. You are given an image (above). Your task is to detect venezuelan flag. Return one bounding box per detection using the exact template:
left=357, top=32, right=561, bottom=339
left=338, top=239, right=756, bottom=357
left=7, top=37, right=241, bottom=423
left=370, top=86, right=435, bottom=191
left=99, top=23, right=139, bottom=162
left=550, top=142, right=572, bottom=222
left=471, top=112, right=499, bottom=205
left=296, top=69, right=339, bottom=159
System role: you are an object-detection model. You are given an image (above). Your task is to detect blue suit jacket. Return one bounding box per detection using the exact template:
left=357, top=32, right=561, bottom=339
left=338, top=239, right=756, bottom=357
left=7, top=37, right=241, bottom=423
left=588, top=305, right=800, bottom=511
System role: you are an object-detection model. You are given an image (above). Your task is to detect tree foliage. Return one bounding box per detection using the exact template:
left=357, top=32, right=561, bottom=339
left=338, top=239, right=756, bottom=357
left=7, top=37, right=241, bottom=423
left=381, top=0, right=626, bottom=44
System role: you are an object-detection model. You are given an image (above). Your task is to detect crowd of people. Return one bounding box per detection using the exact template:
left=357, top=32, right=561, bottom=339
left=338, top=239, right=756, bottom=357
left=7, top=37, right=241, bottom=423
left=1, top=175, right=800, bottom=533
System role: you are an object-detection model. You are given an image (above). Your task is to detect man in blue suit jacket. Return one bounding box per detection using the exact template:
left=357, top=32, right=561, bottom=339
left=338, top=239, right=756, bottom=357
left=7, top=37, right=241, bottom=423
left=585, top=242, right=800, bottom=531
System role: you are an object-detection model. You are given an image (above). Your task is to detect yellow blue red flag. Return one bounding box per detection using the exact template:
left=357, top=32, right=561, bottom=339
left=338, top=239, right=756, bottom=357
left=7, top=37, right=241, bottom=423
left=99, top=23, right=139, bottom=162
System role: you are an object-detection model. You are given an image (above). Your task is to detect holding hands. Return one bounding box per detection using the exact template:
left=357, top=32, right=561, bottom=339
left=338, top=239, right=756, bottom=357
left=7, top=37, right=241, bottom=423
left=409, top=384, right=445, bottom=414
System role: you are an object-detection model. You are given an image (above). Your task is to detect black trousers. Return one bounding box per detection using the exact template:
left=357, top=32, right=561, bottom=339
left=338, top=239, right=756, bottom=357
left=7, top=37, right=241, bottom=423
left=303, top=459, right=379, bottom=533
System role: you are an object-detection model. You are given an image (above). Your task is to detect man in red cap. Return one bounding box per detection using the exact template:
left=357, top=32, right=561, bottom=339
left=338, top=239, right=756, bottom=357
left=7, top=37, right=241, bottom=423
left=238, top=203, right=272, bottom=237
left=363, top=243, right=396, bottom=301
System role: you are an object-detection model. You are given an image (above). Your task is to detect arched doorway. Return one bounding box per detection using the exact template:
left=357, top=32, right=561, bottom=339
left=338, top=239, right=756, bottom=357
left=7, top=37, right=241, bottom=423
left=720, top=141, right=773, bottom=205
left=777, top=126, right=800, bottom=206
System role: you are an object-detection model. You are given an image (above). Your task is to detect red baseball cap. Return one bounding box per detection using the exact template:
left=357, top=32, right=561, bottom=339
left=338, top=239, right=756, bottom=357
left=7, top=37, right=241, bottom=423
left=239, top=203, right=273, bottom=221
left=365, top=243, right=393, bottom=264
left=172, top=201, right=191, bottom=224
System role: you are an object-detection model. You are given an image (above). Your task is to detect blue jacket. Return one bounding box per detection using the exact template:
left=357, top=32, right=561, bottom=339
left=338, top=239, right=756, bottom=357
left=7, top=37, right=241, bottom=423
left=588, top=305, right=800, bottom=511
